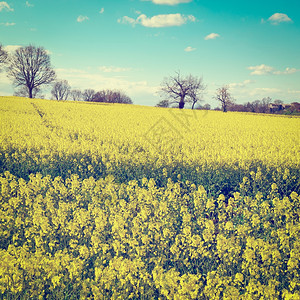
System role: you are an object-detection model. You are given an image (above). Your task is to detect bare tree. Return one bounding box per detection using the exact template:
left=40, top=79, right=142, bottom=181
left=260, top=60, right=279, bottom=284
left=274, top=99, right=283, bottom=105
left=83, top=89, right=96, bottom=101
left=160, top=71, right=206, bottom=109
left=200, top=103, right=211, bottom=110
left=14, top=86, right=44, bottom=98
left=6, top=45, right=56, bottom=98
left=156, top=99, right=170, bottom=108
left=92, top=89, right=133, bottom=104
left=51, top=79, right=71, bottom=100
left=260, top=97, right=272, bottom=113
left=0, top=44, right=8, bottom=68
left=70, top=89, right=83, bottom=101
left=214, top=86, right=234, bottom=112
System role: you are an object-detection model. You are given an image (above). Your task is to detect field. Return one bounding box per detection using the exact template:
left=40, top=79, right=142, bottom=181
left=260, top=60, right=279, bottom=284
left=0, top=96, right=299, bottom=299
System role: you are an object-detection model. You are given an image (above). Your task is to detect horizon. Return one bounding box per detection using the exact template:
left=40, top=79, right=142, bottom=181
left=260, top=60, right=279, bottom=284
left=0, top=0, right=300, bottom=107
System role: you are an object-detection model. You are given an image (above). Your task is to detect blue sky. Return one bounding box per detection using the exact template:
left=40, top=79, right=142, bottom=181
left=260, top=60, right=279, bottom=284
left=0, top=0, right=300, bottom=107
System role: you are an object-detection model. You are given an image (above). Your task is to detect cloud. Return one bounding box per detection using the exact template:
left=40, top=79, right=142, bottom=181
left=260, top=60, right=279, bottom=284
left=55, top=68, right=159, bottom=98
left=3, top=45, right=21, bottom=52
left=248, top=64, right=298, bottom=75
left=119, top=13, right=196, bottom=28
left=267, top=13, right=292, bottom=25
left=26, top=1, right=34, bottom=7
left=143, top=0, right=192, bottom=5
left=99, top=66, right=132, bottom=73
left=204, top=33, right=220, bottom=40
left=288, top=89, right=300, bottom=95
left=119, top=16, right=136, bottom=25
left=1, top=22, right=15, bottom=26
left=254, top=87, right=282, bottom=93
left=228, top=80, right=255, bottom=88
left=0, top=1, right=13, bottom=12
left=184, top=46, right=196, bottom=52
left=248, top=64, right=274, bottom=75
left=273, top=67, right=298, bottom=75
left=99, top=8, right=104, bottom=14
left=3, top=45, right=52, bottom=55
left=77, top=15, right=89, bottom=23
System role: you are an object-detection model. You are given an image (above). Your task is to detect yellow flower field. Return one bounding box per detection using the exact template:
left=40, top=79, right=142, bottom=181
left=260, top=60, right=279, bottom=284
left=0, top=96, right=299, bottom=299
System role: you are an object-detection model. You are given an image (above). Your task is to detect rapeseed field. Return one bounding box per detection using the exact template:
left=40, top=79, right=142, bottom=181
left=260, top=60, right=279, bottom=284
left=0, top=96, right=299, bottom=299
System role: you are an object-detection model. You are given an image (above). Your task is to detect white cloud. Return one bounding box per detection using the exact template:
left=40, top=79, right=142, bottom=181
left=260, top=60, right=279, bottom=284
left=119, top=13, right=196, bottom=28
left=253, top=87, right=282, bottom=93
left=267, top=13, right=292, bottom=25
left=99, top=66, right=132, bottom=73
left=228, top=80, right=255, bottom=88
left=99, top=8, right=104, bottom=14
left=143, top=0, right=192, bottom=5
left=3, top=45, right=21, bottom=52
left=3, top=45, right=52, bottom=55
left=273, top=67, right=298, bottom=75
left=26, top=1, right=34, bottom=7
left=77, top=15, right=89, bottom=23
left=0, top=1, right=13, bottom=12
left=55, top=68, right=159, bottom=99
left=118, top=16, right=136, bottom=25
left=1, top=22, right=15, bottom=26
left=288, top=89, right=300, bottom=95
left=184, top=46, right=196, bottom=52
left=204, top=33, right=220, bottom=40
left=248, top=64, right=298, bottom=75
left=248, top=64, right=274, bottom=75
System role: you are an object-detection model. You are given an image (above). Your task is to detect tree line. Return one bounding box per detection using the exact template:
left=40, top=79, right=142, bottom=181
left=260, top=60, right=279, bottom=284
left=157, top=72, right=299, bottom=114
left=0, top=44, right=132, bottom=104
left=157, top=72, right=234, bottom=112
left=1, top=44, right=298, bottom=113
left=50, top=80, right=133, bottom=103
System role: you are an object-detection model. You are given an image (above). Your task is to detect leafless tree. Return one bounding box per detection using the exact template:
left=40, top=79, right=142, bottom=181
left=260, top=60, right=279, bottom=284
left=51, top=79, right=71, bottom=100
left=14, top=86, right=44, bottom=98
left=214, top=86, right=234, bottom=112
left=92, top=89, right=133, bottom=104
left=260, top=97, right=272, bottom=113
left=274, top=99, right=283, bottom=105
left=156, top=99, right=170, bottom=108
left=83, top=89, right=96, bottom=101
left=70, top=89, right=83, bottom=101
left=0, top=44, right=8, bottom=68
left=6, top=45, right=56, bottom=98
left=160, top=71, right=206, bottom=109
left=200, top=103, right=211, bottom=110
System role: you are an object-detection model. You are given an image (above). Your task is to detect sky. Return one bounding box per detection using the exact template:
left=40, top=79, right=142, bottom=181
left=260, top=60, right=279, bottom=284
left=0, top=0, right=300, bottom=107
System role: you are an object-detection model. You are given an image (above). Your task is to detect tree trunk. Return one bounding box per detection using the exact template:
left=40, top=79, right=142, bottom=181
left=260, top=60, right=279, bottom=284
left=179, top=101, right=184, bottom=109
left=28, top=87, right=33, bottom=98
left=192, top=101, right=195, bottom=109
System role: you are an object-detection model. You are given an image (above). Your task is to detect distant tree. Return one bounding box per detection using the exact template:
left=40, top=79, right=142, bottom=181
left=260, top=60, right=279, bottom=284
left=156, top=99, right=170, bottom=108
left=260, top=97, right=272, bottom=113
left=92, top=89, right=133, bottom=104
left=214, top=86, right=234, bottom=112
left=160, top=71, right=206, bottom=109
left=245, top=101, right=255, bottom=112
left=51, top=79, right=71, bottom=100
left=111, top=90, right=132, bottom=104
left=245, top=97, right=272, bottom=113
left=14, top=86, right=44, bottom=98
left=6, top=45, right=56, bottom=98
left=70, top=89, right=83, bottom=101
left=0, top=44, right=7, bottom=69
left=229, top=104, right=245, bottom=112
left=202, top=103, right=211, bottom=110
left=274, top=99, right=283, bottom=105
left=83, top=89, right=96, bottom=101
